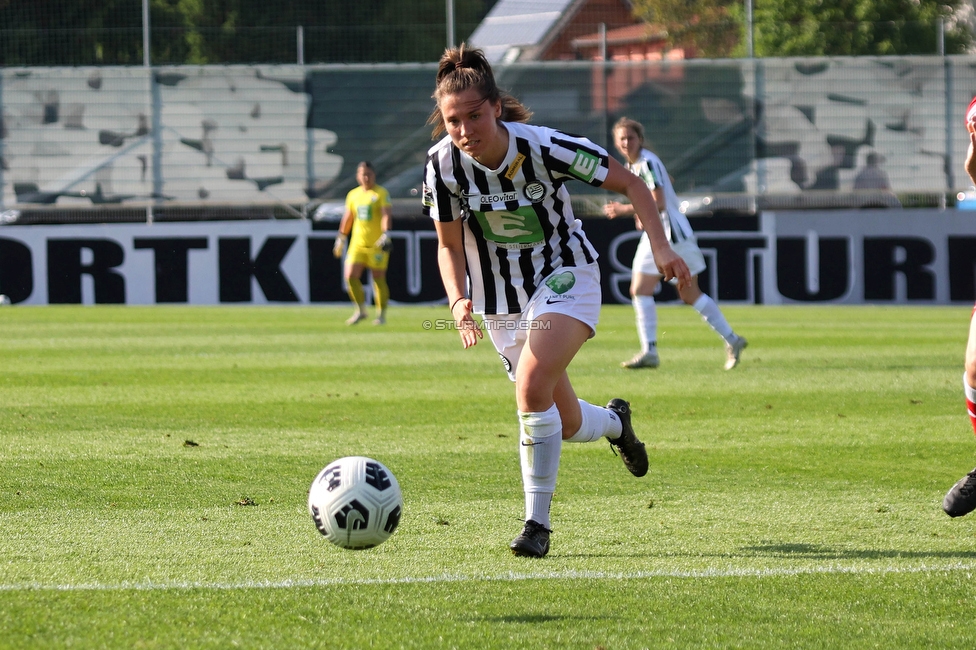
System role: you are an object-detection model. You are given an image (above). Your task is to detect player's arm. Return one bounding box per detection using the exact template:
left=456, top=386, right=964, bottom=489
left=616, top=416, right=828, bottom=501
left=651, top=186, right=666, bottom=213
left=376, top=205, right=394, bottom=250
left=337, top=202, right=354, bottom=237
left=333, top=207, right=354, bottom=258
left=376, top=188, right=394, bottom=250
left=602, top=162, right=663, bottom=225
left=617, top=186, right=664, bottom=231
left=603, top=201, right=635, bottom=219
left=434, top=218, right=482, bottom=349
left=602, top=157, right=690, bottom=288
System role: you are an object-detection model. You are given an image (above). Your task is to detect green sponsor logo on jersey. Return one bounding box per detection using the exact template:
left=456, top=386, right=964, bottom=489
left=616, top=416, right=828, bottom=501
left=545, top=271, right=576, bottom=294
left=569, top=149, right=599, bottom=182
left=474, top=206, right=545, bottom=244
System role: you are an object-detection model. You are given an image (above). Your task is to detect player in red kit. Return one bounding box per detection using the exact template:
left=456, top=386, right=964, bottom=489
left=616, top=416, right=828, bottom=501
left=941, top=96, right=976, bottom=516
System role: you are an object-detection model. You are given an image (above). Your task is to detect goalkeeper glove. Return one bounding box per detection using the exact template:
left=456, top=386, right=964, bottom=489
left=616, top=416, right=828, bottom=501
left=376, top=232, right=393, bottom=252
left=333, top=234, right=347, bottom=259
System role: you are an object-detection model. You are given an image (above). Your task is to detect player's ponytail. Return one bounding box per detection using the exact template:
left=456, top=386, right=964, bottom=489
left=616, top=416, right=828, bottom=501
left=428, top=43, right=532, bottom=138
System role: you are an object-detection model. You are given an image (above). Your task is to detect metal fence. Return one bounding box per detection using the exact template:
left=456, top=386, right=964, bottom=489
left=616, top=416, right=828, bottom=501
left=2, top=55, right=975, bottom=222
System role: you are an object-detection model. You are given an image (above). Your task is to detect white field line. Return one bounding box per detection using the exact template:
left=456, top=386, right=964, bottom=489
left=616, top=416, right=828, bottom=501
left=1, top=562, right=975, bottom=592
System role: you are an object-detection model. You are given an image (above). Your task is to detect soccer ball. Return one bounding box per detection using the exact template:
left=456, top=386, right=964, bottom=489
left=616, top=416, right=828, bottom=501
left=308, top=456, right=403, bottom=550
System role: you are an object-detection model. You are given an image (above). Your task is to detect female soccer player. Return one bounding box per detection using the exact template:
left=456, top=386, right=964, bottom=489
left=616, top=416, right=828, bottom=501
left=423, top=45, right=690, bottom=557
left=604, top=117, right=747, bottom=370
left=333, top=161, right=393, bottom=325
left=942, top=99, right=976, bottom=516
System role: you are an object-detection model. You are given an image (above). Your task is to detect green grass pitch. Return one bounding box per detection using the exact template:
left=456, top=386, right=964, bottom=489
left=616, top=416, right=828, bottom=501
left=2, top=303, right=976, bottom=648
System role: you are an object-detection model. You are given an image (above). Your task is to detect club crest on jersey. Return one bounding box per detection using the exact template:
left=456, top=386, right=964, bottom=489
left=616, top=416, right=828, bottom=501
left=569, top=149, right=599, bottom=182
left=523, top=181, right=546, bottom=203
left=458, top=192, right=471, bottom=215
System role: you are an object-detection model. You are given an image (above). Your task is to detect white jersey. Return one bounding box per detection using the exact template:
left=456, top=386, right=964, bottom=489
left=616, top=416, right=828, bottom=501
left=423, top=121, right=608, bottom=315
left=626, top=148, right=693, bottom=245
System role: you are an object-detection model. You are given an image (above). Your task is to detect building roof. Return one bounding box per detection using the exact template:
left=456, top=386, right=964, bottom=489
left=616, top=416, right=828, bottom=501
left=468, top=0, right=580, bottom=63
left=571, top=23, right=666, bottom=50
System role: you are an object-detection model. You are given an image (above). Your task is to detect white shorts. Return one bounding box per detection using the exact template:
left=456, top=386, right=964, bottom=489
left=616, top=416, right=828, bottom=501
left=484, top=262, right=602, bottom=382
left=633, top=233, right=707, bottom=280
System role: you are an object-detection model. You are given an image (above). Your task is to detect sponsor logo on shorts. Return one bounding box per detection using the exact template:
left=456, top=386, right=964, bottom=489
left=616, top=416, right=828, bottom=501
left=545, top=295, right=576, bottom=305
left=545, top=270, right=576, bottom=294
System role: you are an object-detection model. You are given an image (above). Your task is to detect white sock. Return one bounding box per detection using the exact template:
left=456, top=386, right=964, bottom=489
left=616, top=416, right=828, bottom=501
left=566, top=399, right=623, bottom=442
left=633, top=295, right=657, bottom=353
left=518, top=404, right=562, bottom=529
left=965, top=373, right=976, bottom=402
left=692, top=293, right=734, bottom=342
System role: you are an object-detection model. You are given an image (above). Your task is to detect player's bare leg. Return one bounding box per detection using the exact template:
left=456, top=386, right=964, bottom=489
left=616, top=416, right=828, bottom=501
left=943, top=311, right=976, bottom=516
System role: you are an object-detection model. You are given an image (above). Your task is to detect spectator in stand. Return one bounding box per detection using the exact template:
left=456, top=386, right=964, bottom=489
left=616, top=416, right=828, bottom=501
left=853, top=152, right=892, bottom=191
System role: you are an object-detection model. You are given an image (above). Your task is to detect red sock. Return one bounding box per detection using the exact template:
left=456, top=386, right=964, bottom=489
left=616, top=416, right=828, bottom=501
left=969, top=397, right=976, bottom=436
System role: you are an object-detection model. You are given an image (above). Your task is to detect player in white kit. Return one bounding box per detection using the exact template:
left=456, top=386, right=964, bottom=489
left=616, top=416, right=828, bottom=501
left=604, top=117, right=747, bottom=370
left=423, top=46, right=691, bottom=557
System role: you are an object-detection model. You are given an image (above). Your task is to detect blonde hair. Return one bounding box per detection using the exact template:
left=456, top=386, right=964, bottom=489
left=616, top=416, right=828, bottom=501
left=612, top=116, right=645, bottom=144
left=428, top=43, right=532, bottom=138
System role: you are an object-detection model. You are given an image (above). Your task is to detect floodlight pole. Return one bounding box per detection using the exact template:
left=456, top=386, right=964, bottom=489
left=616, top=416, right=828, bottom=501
left=447, top=0, right=456, bottom=48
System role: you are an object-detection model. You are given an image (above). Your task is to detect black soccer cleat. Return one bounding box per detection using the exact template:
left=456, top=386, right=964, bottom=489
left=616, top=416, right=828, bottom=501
left=606, top=398, right=648, bottom=478
left=510, top=520, right=551, bottom=558
left=943, top=467, right=976, bottom=517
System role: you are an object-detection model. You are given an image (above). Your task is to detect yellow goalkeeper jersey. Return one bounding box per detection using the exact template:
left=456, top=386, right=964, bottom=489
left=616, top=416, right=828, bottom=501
left=345, top=185, right=391, bottom=249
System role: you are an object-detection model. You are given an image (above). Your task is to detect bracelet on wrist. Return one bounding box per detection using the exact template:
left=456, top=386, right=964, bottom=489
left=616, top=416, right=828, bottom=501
left=450, top=297, right=465, bottom=311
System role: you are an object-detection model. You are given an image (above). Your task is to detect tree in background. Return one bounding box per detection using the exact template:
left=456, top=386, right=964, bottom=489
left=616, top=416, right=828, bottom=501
left=0, top=0, right=499, bottom=66
left=631, top=0, right=741, bottom=58
left=631, top=0, right=973, bottom=57
left=0, top=0, right=146, bottom=65
left=744, top=0, right=973, bottom=55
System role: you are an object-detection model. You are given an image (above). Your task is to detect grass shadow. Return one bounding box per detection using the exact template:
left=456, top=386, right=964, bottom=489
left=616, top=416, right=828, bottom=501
left=558, top=544, right=976, bottom=561
left=739, top=543, right=976, bottom=560
left=478, top=614, right=609, bottom=624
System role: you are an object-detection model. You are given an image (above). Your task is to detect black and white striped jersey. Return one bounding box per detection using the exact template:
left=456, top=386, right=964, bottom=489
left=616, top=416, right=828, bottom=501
left=626, top=148, right=694, bottom=245
left=422, top=121, right=608, bottom=315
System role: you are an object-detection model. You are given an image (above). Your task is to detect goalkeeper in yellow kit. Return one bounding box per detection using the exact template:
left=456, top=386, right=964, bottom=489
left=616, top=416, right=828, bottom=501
left=333, top=161, right=393, bottom=325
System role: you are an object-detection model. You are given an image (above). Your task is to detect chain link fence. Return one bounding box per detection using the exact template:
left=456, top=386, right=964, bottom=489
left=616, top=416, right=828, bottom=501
left=2, top=55, right=974, bottom=222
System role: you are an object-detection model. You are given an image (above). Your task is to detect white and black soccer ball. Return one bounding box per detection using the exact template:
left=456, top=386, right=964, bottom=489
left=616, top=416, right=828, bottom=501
left=308, top=456, right=403, bottom=550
